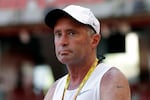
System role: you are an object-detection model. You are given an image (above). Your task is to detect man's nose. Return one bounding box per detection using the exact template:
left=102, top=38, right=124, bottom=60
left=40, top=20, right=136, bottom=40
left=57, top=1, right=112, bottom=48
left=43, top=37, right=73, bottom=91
left=59, top=35, right=69, bottom=46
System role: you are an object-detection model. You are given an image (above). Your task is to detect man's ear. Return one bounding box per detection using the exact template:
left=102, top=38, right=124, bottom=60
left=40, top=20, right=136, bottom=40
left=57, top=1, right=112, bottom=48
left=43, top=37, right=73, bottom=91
left=91, top=34, right=101, bottom=48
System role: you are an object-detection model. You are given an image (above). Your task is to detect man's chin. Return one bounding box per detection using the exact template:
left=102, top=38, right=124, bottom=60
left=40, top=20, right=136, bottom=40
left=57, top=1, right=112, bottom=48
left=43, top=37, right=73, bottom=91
left=58, top=57, right=73, bottom=64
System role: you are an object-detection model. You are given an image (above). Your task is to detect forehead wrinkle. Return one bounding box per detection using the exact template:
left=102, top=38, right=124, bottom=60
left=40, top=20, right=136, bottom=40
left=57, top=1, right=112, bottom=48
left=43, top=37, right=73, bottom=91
left=54, top=17, right=82, bottom=30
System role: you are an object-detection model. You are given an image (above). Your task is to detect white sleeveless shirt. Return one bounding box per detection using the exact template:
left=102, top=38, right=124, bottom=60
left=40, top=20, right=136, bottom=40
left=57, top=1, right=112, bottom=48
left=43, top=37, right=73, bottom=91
left=52, top=63, right=112, bottom=100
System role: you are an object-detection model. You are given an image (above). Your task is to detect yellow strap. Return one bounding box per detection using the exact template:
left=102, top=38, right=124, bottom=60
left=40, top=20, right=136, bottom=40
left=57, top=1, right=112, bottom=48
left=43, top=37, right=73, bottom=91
left=62, top=58, right=98, bottom=100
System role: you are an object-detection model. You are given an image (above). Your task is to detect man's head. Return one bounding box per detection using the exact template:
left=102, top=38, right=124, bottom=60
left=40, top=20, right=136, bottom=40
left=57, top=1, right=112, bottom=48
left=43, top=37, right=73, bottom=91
left=45, top=5, right=100, bottom=34
left=45, top=5, right=101, bottom=65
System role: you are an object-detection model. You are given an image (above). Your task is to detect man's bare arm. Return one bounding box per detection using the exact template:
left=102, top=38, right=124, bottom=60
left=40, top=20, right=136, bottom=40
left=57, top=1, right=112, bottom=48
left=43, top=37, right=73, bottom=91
left=100, top=67, right=131, bottom=100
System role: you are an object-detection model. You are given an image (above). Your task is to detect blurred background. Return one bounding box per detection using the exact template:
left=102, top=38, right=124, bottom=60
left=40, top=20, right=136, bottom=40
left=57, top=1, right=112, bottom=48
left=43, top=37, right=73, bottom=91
left=0, top=0, right=150, bottom=100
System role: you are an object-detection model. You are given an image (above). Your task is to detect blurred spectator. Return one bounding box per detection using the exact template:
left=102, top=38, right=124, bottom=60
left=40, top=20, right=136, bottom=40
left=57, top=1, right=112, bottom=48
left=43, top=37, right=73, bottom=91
left=133, top=0, right=147, bottom=14
left=6, top=61, right=44, bottom=100
left=131, top=81, right=150, bottom=100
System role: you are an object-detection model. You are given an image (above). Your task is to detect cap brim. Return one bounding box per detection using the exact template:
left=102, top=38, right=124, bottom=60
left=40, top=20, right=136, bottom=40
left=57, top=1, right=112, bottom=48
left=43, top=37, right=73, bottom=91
left=45, top=9, right=71, bottom=29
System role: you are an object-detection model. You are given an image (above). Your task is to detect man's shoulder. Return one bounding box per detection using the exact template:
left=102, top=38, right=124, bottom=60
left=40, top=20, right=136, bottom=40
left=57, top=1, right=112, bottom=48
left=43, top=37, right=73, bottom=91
left=44, top=80, right=59, bottom=100
left=102, top=67, right=128, bottom=85
left=44, top=79, right=59, bottom=100
left=44, top=74, right=68, bottom=100
left=100, top=67, right=131, bottom=100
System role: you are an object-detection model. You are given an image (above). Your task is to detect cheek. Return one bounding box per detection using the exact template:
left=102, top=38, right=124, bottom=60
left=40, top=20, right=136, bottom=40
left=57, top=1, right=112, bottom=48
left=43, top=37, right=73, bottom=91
left=54, top=42, right=59, bottom=54
left=74, top=39, right=91, bottom=52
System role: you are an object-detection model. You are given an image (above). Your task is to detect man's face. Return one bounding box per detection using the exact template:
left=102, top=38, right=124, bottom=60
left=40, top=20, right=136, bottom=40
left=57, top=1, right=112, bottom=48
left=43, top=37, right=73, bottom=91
left=53, top=17, right=97, bottom=65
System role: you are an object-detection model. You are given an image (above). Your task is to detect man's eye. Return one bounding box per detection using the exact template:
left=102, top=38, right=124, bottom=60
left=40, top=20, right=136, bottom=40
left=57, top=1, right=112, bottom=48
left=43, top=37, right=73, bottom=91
left=54, top=32, right=62, bottom=37
left=68, top=32, right=75, bottom=36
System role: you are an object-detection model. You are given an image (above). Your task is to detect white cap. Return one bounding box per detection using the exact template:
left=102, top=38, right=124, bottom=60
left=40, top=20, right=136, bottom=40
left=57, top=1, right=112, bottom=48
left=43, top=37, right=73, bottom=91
left=45, top=5, right=100, bottom=34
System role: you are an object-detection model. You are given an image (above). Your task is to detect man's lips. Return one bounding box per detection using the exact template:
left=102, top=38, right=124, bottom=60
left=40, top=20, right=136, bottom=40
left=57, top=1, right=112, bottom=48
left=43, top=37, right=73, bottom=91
left=59, top=50, right=71, bottom=55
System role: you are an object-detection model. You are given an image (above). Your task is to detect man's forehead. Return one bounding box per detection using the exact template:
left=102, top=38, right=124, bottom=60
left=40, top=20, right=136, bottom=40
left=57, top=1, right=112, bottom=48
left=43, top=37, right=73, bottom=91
left=54, top=16, right=86, bottom=28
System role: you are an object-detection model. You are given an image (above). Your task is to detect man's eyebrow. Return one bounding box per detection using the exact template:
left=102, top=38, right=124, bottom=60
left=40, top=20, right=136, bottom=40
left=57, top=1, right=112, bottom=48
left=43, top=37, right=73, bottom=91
left=54, top=30, right=61, bottom=34
left=66, top=29, right=76, bottom=32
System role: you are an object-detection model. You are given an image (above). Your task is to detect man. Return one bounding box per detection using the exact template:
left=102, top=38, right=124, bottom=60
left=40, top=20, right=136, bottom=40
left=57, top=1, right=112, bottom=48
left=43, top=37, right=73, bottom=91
left=44, top=5, right=131, bottom=100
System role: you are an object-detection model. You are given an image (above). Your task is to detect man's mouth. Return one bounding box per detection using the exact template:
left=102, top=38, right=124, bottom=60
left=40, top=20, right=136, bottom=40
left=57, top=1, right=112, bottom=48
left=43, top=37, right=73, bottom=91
left=59, top=50, right=70, bottom=55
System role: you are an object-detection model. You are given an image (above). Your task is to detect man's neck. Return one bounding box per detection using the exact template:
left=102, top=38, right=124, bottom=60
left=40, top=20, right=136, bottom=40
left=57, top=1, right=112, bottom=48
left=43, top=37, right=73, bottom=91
left=66, top=57, right=96, bottom=90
